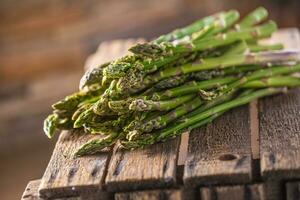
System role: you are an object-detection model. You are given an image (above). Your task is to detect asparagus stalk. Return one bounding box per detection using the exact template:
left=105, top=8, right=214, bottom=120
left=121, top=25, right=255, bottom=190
left=159, top=50, right=300, bottom=76
left=153, top=10, right=236, bottom=44
left=158, top=87, right=286, bottom=140
left=122, top=87, right=286, bottom=149
left=151, top=76, right=237, bottom=100
left=123, top=51, right=299, bottom=95
left=131, top=21, right=277, bottom=57
left=75, top=132, right=119, bottom=157
left=185, top=65, right=300, bottom=117
left=182, top=90, right=236, bottom=119
left=222, top=41, right=248, bottom=56
left=93, top=80, right=118, bottom=116
left=215, top=64, right=300, bottom=97
left=247, top=43, right=284, bottom=52
left=126, top=97, right=203, bottom=140
left=129, top=94, right=195, bottom=111
left=242, top=76, right=300, bottom=88
left=185, top=89, right=255, bottom=130
left=44, top=114, right=73, bottom=138
left=239, top=7, right=268, bottom=29
left=79, top=63, right=109, bottom=90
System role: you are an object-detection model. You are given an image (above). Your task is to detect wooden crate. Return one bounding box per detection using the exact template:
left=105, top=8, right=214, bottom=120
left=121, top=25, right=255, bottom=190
left=22, top=28, right=300, bottom=200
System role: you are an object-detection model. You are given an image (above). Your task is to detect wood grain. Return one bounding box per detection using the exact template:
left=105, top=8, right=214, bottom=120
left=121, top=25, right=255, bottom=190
left=184, top=105, right=252, bottom=186
left=286, top=181, right=300, bottom=200
left=105, top=138, right=180, bottom=192
left=258, top=28, right=300, bottom=181
left=263, top=181, right=282, bottom=200
left=22, top=179, right=110, bottom=200
left=259, top=88, right=300, bottom=179
left=38, top=131, right=111, bottom=199
left=115, top=189, right=182, bottom=200
left=200, top=184, right=265, bottom=200
left=22, top=180, right=44, bottom=200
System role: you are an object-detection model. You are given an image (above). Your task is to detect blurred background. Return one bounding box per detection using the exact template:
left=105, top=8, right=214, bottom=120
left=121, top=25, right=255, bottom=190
left=0, top=0, right=300, bottom=199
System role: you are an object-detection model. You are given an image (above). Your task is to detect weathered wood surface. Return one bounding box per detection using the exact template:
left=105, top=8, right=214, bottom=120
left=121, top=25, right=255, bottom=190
left=200, top=184, right=265, bottom=200
left=184, top=105, right=252, bottom=186
left=22, top=179, right=110, bottom=200
left=105, top=138, right=180, bottom=191
left=286, top=181, right=300, bottom=200
left=22, top=180, right=44, bottom=200
left=115, top=189, right=182, bottom=200
left=38, top=131, right=111, bottom=199
left=24, top=28, right=300, bottom=200
left=259, top=88, right=300, bottom=179
left=259, top=29, right=300, bottom=181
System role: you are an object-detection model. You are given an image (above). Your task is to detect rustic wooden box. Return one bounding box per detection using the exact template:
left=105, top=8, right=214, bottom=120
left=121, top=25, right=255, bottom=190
left=22, top=29, right=300, bottom=200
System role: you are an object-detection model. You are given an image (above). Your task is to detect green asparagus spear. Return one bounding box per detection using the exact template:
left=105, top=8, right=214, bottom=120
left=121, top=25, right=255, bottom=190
left=75, top=132, right=119, bottom=157
left=239, top=7, right=268, bottom=29
left=153, top=10, right=230, bottom=43
left=126, top=97, right=203, bottom=141
left=131, top=21, right=277, bottom=57
left=119, top=50, right=299, bottom=95
left=213, top=64, right=300, bottom=98
left=242, top=76, right=300, bottom=88
left=121, top=87, right=286, bottom=149
left=151, top=76, right=237, bottom=100
left=129, top=94, right=195, bottom=111
left=79, top=63, right=109, bottom=90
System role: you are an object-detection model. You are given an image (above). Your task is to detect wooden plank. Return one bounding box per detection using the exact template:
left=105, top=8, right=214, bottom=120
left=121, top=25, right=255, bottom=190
left=105, top=138, right=180, bottom=192
left=38, top=131, right=111, bottom=199
left=286, top=181, right=300, bottom=200
left=259, top=88, right=300, bottom=179
left=115, top=189, right=182, bottom=200
left=263, top=181, right=282, bottom=200
left=200, top=184, right=265, bottom=200
left=22, top=180, right=44, bottom=200
left=22, top=179, right=109, bottom=200
left=259, top=29, right=300, bottom=181
left=257, top=29, right=300, bottom=200
left=247, top=28, right=300, bottom=162
left=183, top=105, right=252, bottom=186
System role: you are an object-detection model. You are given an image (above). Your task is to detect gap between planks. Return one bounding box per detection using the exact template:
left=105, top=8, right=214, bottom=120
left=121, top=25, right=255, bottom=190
left=250, top=100, right=260, bottom=160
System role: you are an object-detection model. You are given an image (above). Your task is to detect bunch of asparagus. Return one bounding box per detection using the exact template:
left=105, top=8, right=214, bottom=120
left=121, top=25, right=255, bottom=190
left=44, top=7, right=300, bottom=156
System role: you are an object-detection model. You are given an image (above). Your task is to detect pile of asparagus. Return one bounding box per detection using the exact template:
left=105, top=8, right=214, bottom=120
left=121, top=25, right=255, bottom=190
left=44, top=7, right=300, bottom=156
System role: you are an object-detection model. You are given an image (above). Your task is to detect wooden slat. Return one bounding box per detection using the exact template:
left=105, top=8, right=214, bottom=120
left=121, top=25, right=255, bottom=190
left=115, top=189, right=182, bottom=200
left=200, top=184, right=265, bottom=200
left=286, top=181, right=300, bottom=200
left=22, top=179, right=109, bottom=200
left=263, top=181, right=282, bottom=200
left=105, top=138, right=180, bottom=192
left=38, top=131, right=111, bottom=199
left=22, top=179, right=81, bottom=200
left=259, top=28, right=300, bottom=181
left=183, top=105, right=252, bottom=186
left=22, top=180, right=44, bottom=200
left=258, top=29, right=300, bottom=200
left=259, top=88, right=300, bottom=179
